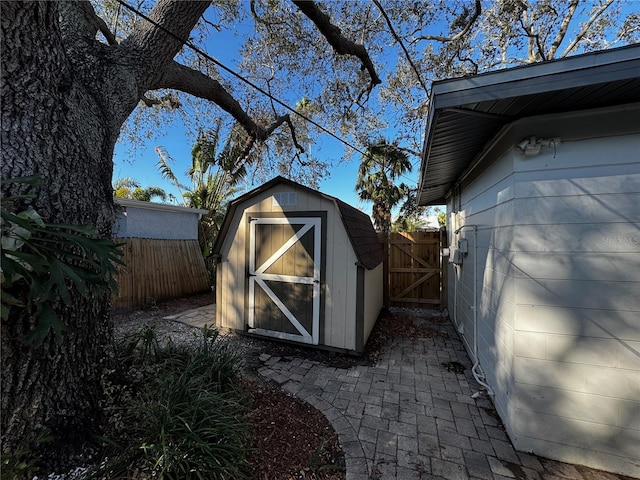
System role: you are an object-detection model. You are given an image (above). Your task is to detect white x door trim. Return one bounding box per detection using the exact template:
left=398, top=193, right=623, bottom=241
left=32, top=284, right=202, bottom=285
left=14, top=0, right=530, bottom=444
left=248, top=217, right=321, bottom=344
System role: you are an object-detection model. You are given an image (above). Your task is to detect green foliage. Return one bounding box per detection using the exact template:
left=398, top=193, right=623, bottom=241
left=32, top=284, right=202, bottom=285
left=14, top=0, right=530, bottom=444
left=1, top=176, right=123, bottom=346
left=0, top=428, right=52, bottom=480
left=156, top=122, right=245, bottom=283
left=356, top=139, right=412, bottom=232
left=96, top=326, right=250, bottom=479
left=392, top=188, right=426, bottom=232
left=113, top=178, right=167, bottom=202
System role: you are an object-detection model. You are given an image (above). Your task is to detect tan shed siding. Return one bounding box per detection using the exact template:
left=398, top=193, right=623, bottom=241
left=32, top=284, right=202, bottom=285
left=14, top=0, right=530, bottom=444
left=216, top=182, right=361, bottom=351
left=362, top=263, right=384, bottom=346
left=509, top=124, right=640, bottom=476
left=323, top=200, right=359, bottom=350
left=217, top=203, right=247, bottom=330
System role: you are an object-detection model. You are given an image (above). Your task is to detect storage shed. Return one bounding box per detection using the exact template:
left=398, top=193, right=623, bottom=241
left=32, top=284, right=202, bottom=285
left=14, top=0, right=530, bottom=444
left=418, top=45, right=640, bottom=476
left=213, top=176, right=384, bottom=353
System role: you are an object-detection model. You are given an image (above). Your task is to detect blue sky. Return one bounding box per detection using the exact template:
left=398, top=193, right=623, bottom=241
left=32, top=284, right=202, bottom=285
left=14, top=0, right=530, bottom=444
left=113, top=122, right=400, bottom=213
left=112, top=6, right=422, bottom=215
left=112, top=1, right=637, bottom=215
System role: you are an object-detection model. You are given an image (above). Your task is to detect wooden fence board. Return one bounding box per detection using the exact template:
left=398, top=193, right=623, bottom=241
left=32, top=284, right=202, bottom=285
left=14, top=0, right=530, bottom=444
left=385, top=230, right=446, bottom=308
left=112, top=238, right=210, bottom=312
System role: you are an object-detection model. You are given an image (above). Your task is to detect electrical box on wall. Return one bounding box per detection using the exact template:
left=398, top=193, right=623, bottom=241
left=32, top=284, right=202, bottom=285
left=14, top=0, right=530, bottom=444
left=451, top=249, right=463, bottom=265
left=458, top=238, right=468, bottom=254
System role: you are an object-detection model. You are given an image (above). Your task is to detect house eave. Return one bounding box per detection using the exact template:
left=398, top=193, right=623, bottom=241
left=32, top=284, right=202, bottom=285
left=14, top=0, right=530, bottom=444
left=115, top=197, right=209, bottom=215
left=418, top=44, right=640, bottom=206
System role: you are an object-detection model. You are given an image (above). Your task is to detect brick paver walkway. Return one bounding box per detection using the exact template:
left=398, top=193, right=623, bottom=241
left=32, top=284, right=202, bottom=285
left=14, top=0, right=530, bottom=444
left=255, top=309, right=630, bottom=480
left=169, top=305, right=631, bottom=480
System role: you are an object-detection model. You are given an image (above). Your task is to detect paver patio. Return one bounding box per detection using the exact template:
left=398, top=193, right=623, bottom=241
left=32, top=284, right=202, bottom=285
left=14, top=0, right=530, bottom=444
left=168, top=305, right=632, bottom=480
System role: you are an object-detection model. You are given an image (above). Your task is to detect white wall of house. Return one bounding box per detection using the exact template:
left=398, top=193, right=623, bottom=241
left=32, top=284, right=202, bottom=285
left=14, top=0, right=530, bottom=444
left=446, top=104, right=640, bottom=476
left=114, top=198, right=205, bottom=240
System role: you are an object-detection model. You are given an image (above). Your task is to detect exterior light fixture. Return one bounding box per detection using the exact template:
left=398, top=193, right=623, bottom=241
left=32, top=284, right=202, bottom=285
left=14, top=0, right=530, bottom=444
left=516, top=136, right=561, bottom=156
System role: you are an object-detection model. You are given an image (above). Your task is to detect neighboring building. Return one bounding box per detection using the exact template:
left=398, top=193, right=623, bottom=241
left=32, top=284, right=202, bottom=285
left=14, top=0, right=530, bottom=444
left=113, top=198, right=210, bottom=311
left=114, top=197, right=208, bottom=240
left=213, top=176, right=384, bottom=353
left=417, top=45, right=640, bottom=476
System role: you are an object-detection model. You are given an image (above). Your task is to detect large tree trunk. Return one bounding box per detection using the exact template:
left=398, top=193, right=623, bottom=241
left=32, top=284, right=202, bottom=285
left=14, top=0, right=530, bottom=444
left=1, top=2, right=120, bottom=462
left=1, top=0, right=374, bottom=467
left=1, top=1, right=211, bottom=464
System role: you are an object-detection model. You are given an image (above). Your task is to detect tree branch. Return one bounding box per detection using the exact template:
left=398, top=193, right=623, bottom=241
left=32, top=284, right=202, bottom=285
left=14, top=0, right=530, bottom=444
left=156, top=61, right=299, bottom=159
left=119, top=0, right=211, bottom=83
left=411, top=0, right=481, bottom=44
left=372, top=0, right=428, bottom=95
left=560, top=0, right=615, bottom=58
left=292, top=0, right=381, bottom=86
left=58, top=1, right=118, bottom=45
left=547, top=0, right=579, bottom=59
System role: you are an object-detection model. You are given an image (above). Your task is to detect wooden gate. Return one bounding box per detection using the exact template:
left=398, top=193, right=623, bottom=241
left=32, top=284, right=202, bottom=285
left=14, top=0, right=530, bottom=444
left=386, top=230, right=445, bottom=308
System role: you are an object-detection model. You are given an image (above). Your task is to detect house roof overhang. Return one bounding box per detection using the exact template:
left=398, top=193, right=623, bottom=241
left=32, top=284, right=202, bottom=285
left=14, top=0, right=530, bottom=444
left=115, top=197, right=209, bottom=215
left=418, top=44, right=640, bottom=206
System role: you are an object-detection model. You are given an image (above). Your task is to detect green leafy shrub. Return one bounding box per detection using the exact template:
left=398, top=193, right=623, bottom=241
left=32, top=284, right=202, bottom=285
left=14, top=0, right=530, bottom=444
left=0, top=429, right=52, bottom=480
left=1, top=175, right=123, bottom=345
left=97, top=326, right=250, bottom=479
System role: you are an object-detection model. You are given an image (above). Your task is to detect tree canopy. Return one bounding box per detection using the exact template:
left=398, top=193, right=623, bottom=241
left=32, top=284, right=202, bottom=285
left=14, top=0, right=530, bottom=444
left=104, top=0, right=639, bottom=186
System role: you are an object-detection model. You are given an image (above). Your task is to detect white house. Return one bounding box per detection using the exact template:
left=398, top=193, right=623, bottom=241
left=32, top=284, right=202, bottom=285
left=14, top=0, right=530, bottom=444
left=114, top=197, right=208, bottom=240
left=418, top=45, right=640, bottom=476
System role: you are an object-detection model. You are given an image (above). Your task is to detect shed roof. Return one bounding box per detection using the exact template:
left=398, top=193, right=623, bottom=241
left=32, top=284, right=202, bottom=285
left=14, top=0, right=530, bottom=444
left=418, top=44, right=640, bottom=206
left=213, top=176, right=385, bottom=269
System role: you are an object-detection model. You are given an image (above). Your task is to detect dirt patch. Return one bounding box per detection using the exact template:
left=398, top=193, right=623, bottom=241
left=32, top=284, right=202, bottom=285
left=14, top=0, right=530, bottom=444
left=244, top=380, right=345, bottom=479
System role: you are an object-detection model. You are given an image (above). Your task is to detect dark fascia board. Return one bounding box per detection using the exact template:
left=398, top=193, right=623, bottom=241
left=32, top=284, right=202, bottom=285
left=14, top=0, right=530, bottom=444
left=418, top=44, right=640, bottom=206
left=114, top=197, right=209, bottom=215
left=430, top=44, right=640, bottom=110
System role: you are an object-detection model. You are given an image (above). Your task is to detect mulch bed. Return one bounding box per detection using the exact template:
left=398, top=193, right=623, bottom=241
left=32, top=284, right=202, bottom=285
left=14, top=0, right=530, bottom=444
left=112, top=293, right=445, bottom=480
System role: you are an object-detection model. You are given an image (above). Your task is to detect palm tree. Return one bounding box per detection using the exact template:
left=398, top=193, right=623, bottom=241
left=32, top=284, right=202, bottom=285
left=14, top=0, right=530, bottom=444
left=113, top=177, right=166, bottom=202
left=156, top=121, right=246, bottom=282
left=355, top=139, right=412, bottom=233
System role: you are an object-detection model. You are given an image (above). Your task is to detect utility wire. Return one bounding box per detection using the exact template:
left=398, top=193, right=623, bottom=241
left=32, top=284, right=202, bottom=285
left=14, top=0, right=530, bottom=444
left=372, top=0, right=429, bottom=96
left=115, top=0, right=367, bottom=156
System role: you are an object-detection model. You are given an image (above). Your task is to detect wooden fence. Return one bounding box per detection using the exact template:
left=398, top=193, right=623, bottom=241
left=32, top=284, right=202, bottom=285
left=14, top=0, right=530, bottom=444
left=112, top=238, right=210, bottom=312
left=383, top=230, right=446, bottom=308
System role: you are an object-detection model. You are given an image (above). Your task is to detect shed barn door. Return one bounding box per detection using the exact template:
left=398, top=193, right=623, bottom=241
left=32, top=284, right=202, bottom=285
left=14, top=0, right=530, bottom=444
left=248, top=217, right=321, bottom=344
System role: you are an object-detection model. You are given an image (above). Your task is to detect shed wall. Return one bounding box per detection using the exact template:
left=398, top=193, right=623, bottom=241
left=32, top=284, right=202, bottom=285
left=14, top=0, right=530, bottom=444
left=448, top=105, right=640, bottom=476
left=216, top=183, right=360, bottom=351
left=363, top=263, right=384, bottom=346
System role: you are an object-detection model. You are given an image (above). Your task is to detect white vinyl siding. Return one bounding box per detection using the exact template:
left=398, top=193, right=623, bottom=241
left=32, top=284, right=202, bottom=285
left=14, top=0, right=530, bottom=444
left=447, top=105, right=640, bottom=476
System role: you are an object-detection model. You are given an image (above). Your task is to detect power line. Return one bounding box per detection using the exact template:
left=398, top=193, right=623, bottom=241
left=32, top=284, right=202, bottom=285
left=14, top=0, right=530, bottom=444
left=372, top=0, right=429, bottom=96
left=115, top=0, right=367, bottom=157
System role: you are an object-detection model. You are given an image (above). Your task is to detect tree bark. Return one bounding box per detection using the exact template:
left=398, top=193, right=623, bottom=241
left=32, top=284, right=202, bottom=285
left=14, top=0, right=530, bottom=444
left=0, top=2, right=119, bottom=461
left=0, top=0, right=207, bottom=462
